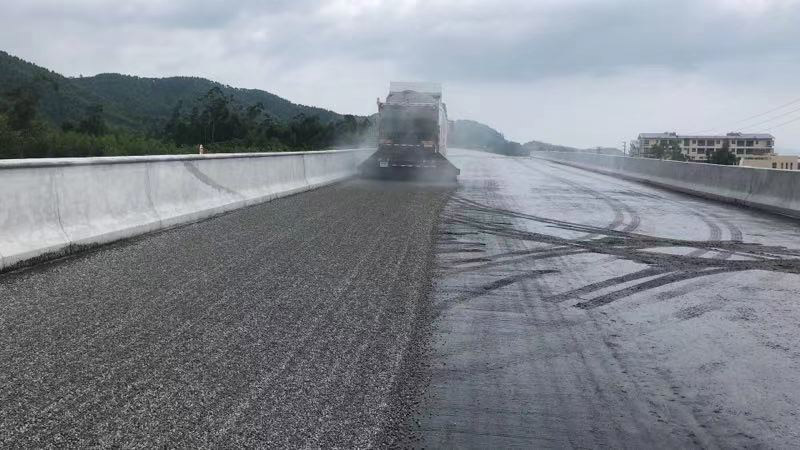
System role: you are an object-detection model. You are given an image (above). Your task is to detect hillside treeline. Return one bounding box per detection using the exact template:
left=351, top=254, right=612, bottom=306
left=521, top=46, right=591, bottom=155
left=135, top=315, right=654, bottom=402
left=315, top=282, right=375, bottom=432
left=163, top=87, right=372, bottom=152
left=0, top=82, right=374, bottom=159
left=448, top=120, right=528, bottom=156
left=0, top=51, right=342, bottom=132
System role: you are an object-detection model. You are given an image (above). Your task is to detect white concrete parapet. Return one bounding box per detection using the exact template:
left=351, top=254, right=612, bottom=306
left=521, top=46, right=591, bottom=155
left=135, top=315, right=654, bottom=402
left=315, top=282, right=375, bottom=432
left=0, top=149, right=371, bottom=272
left=532, top=151, right=800, bottom=219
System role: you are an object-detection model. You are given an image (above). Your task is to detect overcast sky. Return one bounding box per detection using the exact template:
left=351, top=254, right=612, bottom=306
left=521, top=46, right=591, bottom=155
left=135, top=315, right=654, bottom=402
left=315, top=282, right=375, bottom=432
left=3, top=0, right=800, bottom=150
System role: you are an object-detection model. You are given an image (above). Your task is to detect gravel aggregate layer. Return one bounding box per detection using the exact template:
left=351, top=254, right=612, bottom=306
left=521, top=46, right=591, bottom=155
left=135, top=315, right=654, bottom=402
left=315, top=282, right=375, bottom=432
left=417, top=149, right=800, bottom=448
left=0, top=179, right=451, bottom=448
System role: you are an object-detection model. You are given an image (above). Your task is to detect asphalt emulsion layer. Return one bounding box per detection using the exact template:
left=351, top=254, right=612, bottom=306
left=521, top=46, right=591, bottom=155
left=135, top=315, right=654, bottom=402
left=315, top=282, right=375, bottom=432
left=0, top=179, right=452, bottom=448
left=417, top=149, right=800, bottom=448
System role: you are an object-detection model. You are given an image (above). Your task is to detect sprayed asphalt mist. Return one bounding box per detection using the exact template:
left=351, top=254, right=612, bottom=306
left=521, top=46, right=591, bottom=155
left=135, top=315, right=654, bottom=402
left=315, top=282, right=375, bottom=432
left=0, top=178, right=452, bottom=448
left=415, top=149, right=800, bottom=448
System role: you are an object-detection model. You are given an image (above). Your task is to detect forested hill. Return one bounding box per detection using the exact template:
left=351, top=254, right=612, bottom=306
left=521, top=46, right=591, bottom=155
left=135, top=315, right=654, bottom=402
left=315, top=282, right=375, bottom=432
left=70, top=74, right=341, bottom=132
left=0, top=50, right=526, bottom=159
left=0, top=51, right=340, bottom=133
left=449, top=119, right=528, bottom=156
left=1, top=51, right=101, bottom=129
left=524, top=139, right=623, bottom=156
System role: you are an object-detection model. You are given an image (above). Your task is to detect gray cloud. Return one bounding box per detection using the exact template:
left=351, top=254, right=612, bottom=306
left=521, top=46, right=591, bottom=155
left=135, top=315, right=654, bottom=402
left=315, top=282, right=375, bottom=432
left=2, top=0, right=800, bottom=149
left=254, top=0, right=800, bottom=82
left=7, top=0, right=311, bottom=29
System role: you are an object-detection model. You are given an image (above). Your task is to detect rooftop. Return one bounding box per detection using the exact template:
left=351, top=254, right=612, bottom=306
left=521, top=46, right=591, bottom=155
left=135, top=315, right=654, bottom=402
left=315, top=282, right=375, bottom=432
left=639, top=132, right=774, bottom=140
left=385, top=90, right=439, bottom=105
left=389, top=81, right=441, bottom=97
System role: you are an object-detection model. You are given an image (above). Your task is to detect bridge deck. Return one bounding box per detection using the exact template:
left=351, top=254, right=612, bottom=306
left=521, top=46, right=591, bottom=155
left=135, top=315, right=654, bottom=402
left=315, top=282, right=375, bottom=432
left=3, top=149, right=800, bottom=447
left=0, top=179, right=451, bottom=447
left=419, top=149, right=800, bottom=448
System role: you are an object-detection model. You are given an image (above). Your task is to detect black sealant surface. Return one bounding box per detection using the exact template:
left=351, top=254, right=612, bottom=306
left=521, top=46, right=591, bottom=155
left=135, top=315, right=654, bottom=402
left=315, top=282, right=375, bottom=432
left=417, top=149, right=800, bottom=448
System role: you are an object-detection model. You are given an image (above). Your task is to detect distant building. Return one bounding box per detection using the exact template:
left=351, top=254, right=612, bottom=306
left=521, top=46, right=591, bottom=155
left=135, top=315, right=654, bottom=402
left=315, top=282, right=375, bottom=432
left=637, top=132, right=775, bottom=161
left=739, top=154, right=800, bottom=170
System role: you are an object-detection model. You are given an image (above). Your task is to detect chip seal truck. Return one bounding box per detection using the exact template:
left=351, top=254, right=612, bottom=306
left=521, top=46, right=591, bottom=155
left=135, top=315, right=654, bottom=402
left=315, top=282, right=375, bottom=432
left=359, top=82, right=460, bottom=181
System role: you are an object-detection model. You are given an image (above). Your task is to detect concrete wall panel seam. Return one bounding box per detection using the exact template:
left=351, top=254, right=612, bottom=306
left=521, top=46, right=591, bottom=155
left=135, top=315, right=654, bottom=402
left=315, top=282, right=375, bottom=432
left=143, top=163, right=163, bottom=227
left=51, top=167, right=72, bottom=246
left=302, top=154, right=310, bottom=186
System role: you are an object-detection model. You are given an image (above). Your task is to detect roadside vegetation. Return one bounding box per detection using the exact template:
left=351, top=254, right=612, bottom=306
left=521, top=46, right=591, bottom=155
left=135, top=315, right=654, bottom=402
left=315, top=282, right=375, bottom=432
left=448, top=119, right=529, bottom=156
left=0, top=83, right=374, bottom=159
left=648, top=141, right=738, bottom=165
left=0, top=51, right=374, bottom=159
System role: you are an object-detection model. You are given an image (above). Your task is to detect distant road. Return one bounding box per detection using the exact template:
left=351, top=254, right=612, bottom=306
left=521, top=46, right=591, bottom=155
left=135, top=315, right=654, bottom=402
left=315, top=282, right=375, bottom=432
left=3, top=149, right=800, bottom=447
left=418, top=149, right=800, bottom=448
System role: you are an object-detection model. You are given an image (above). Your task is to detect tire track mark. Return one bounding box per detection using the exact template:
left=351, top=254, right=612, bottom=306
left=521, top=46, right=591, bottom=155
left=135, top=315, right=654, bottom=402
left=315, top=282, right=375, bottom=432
left=574, top=268, right=731, bottom=310
left=516, top=159, right=641, bottom=234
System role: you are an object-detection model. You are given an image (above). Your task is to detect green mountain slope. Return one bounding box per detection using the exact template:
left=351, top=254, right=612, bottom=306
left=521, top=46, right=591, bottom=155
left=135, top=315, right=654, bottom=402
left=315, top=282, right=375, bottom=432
left=0, top=51, right=341, bottom=132
left=1, top=50, right=535, bottom=159
left=0, top=51, right=102, bottom=127
left=449, top=119, right=528, bottom=156
left=524, top=139, right=623, bottom=156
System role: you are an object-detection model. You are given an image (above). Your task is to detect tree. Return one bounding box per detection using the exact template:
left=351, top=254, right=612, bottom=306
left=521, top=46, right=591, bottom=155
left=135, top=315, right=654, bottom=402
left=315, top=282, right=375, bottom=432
left=668, top=145, right=686, bottom=162
left=649, top=140, right=684, bottom=160
left=501, top=141, right=529, bottom=156
left=2, top=73, right=61, bottom=132
left=648, top=142, right=667, bottom=159
left=709, top=142, right=737, bottom=165
left=628, top=140, right=640, bottom=157
left=77, top=104, right=107, bottom=136
left=0, top=114, right=23, bottom=158
left=650, top=142, right=664, bottom=159
left=246, top=102, right=264, bottom=121
left=198, top=87, right=240, bottom=143
left=158, top=88, right=374, bottom=153
left=4, top=86, right=39, bottom=131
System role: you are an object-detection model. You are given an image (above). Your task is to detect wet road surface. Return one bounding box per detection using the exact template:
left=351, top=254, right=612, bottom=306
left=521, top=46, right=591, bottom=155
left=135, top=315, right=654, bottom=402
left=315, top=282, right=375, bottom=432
left=0, top=179, right=451, bottom=448
left=4, top=148, right=800, bottom=448
left=417, top=149, right=800, bottom=448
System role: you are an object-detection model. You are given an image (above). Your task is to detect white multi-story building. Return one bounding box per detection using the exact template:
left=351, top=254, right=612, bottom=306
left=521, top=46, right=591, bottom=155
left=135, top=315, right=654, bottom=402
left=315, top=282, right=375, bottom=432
left=637, top=132, right=775, bottom=161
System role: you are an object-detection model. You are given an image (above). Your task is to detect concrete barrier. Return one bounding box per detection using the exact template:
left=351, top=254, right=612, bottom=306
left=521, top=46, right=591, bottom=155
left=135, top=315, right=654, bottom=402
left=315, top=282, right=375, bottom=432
left=532, top=151, right=800, bottom=219
left=0, top=149, right=371, bottom=272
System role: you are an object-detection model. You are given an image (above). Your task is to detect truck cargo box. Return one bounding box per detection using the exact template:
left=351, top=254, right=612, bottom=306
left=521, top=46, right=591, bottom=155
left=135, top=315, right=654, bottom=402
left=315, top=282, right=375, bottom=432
left=359, top=82, right=460, bottom=181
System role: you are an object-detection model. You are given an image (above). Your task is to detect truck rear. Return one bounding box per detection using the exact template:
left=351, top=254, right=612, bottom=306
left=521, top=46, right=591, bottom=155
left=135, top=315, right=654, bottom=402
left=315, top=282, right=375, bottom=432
left=359, top=82, right=460, bottom=181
